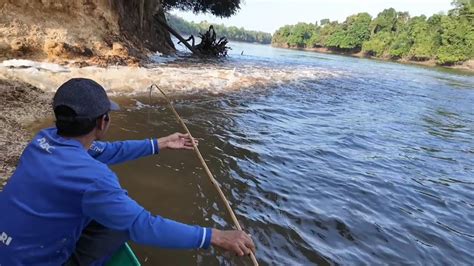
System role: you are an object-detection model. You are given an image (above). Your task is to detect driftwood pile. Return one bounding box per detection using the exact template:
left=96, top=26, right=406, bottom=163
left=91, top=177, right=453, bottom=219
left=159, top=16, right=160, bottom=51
left=179, top=26, right=230, bottom=57
left=155, top=15, right=230, bottom=57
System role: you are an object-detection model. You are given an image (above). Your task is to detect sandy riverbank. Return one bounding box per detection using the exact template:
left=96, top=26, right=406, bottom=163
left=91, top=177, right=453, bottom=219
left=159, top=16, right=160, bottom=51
left=0, top=0, right=175, bottom=67
left=0, top=79, right=52, bottom=190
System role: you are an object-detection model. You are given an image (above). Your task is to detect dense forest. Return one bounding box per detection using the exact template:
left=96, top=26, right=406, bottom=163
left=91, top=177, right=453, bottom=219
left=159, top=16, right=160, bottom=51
left=167, top=14, right=273, bottom=44
left=272, top=1, right=473, bottom=65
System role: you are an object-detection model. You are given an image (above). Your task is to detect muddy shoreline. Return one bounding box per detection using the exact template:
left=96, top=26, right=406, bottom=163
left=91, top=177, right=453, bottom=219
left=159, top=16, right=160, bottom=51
left=0, top=79, right=52, bottom=190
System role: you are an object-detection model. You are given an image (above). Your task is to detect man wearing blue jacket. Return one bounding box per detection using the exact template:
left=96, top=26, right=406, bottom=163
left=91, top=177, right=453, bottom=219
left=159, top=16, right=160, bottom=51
left=0, top=78, right=255, bottom=265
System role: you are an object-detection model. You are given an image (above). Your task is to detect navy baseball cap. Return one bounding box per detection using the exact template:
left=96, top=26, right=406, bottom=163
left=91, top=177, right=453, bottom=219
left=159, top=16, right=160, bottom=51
left=53, top=78, right=119, bottom=119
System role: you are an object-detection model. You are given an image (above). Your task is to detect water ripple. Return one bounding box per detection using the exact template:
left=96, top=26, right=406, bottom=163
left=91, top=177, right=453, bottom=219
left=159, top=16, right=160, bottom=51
left=105, top=45, right=474, bottom=265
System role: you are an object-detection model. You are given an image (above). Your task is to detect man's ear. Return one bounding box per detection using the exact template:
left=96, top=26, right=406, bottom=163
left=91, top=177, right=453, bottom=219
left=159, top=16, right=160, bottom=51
left=97, top=115, right=107, bottom=131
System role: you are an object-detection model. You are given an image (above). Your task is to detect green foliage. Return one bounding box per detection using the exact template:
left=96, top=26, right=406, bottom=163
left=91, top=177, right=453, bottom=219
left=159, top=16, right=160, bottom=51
left=331, top=13, right=372, bottom=49
left=370, top=8, right=398, bottom=34
left=362, top=32, right=393, bottom=56
left=272, top=3, right=474, bottom=65
left=407, top=16, right=436, bottom=60
left=163, top=0, right=240, bottom=18
left=306, top=30, right=322, bottom=48
left=272, top=25, right=293, bottom=46
left=436, top=13, right=474, bottom=64
left=388, top=32, right=410, bottom=58
left=361, top=8, right=399, bottom=56
left=324, top=24, right=346, bottom=48
left=167, top=14, right=272, bottom=44
left=450, top=0, right=474, bottom=20
left=318, top=22, right=341, bottom=47
left=288, top=23, right=316, bottom=47
left=272, top=23, right=319, bottom=48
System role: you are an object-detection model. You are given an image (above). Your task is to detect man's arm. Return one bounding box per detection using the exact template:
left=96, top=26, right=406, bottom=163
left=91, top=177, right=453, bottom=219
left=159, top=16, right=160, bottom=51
left=88, top=139, right=159, bottom=165
left=87, top=133, right=197, bottom=165
left=82, top=174, right=211, bottom=248
left=81, top=172, right=255, bottom=254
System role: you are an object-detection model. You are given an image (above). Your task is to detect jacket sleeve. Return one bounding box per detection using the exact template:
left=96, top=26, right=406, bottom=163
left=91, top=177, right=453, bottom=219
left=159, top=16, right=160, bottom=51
left=87, top=139, right=159, bottom=165
left=81, top=173, right=212, bottom=249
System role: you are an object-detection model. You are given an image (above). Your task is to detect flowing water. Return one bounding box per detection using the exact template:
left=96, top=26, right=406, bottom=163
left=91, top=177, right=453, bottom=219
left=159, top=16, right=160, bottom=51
left=27, top=42, right=474, bottom=265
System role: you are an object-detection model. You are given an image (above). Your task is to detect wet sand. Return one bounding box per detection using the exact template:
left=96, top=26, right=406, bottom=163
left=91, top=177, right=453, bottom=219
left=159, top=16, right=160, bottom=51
left=0, top=79, right=52, bottom=190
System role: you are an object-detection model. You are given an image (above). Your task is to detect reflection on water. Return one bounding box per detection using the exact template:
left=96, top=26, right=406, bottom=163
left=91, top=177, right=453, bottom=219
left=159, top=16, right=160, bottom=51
left=28, top=42, right=474, bottom=265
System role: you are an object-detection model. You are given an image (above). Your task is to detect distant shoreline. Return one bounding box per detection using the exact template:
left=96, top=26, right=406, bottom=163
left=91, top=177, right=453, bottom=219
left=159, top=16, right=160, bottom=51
left=272, top=45, right=474, bottom=73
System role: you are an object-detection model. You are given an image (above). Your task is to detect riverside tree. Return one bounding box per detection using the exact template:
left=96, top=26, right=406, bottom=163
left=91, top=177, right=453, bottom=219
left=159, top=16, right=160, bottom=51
left=436, top=0, right=474, bottom=64
left=271, top=1, right=474, bottom=65
left=163, top=0, right=241, bottom=17
left=325, top=13, right=372, bottom=50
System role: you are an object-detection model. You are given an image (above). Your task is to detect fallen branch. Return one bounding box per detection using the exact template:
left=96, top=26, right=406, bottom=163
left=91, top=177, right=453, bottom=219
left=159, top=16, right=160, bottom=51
left=155, top=14, right=199, bottom=55
left=156, top=15, right=230, bottom=57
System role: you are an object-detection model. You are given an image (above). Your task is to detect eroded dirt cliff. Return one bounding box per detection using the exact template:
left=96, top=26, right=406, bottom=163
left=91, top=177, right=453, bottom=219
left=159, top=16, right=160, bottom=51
left=0, top=0, right=174, bottom=66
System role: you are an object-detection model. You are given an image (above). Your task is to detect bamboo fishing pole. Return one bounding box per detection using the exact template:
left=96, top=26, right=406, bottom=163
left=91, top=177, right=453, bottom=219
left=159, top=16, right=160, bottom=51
left=148, top=84, right=259, bottom=266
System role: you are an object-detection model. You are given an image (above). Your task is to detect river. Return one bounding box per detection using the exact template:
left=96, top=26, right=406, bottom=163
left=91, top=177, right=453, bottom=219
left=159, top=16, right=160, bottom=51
left=30, top=42, right=474, bottom=265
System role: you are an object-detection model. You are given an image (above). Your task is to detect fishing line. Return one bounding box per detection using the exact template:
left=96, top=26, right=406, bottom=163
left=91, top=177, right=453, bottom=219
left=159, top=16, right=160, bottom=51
left=148, top=84, right=259, bottom=266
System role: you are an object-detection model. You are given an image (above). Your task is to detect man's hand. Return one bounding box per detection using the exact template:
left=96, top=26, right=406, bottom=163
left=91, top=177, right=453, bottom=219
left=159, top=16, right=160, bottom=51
left=211, top=229, right=256, bottom=256
left=158, top=133, right=198, bottom=150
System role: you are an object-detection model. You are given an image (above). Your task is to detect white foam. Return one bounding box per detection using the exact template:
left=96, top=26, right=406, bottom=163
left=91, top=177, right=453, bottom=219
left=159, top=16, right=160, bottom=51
left=0, top=60, right=341, bottom=95
left=149, top=53, right=178, bottom=64
left=1, top=59, right=70, bottom=73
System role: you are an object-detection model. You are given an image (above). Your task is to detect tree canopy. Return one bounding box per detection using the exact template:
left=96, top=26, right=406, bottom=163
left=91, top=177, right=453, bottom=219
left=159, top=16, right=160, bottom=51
left=163, top=0, right=241, bottom=17
left=272, top=1, right=473, bottom=65
left=326, top=13, right=372, bottom=50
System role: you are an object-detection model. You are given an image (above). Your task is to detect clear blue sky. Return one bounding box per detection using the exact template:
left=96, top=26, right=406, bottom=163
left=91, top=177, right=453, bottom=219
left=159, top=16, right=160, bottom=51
left=171, top=0, right=454, bottom=33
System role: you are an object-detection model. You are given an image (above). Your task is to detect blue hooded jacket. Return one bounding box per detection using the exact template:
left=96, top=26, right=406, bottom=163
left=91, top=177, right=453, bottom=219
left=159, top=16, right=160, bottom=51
left=0, top=127, right=211, bottom=265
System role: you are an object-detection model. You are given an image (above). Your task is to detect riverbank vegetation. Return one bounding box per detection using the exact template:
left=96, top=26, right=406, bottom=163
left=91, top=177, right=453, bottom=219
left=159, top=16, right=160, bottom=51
left=167, top=14, right=272, bottom=44
left=272, top=0, right=473, bottom=65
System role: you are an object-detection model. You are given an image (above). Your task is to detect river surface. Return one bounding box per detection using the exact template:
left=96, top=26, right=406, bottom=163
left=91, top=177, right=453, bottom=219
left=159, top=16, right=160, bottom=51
left=35, top=42, right=474, bottom=265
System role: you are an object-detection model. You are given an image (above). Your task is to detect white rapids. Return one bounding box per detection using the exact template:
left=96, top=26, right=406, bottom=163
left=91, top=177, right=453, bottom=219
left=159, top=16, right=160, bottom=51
left=0, top=58, right=341, bottom=96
